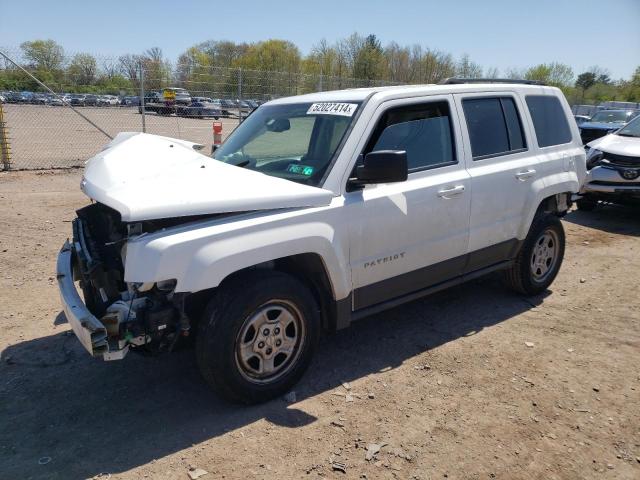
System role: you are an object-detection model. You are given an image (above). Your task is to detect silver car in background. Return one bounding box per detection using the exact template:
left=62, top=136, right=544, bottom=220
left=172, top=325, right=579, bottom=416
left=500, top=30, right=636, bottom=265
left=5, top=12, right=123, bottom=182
left=578, top=115, right=640, bottom=210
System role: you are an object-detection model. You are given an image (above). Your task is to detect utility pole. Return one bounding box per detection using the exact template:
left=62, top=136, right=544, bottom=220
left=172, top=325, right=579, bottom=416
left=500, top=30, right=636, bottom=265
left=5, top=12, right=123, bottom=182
left=238, top=67, right=243, bottom=125
left=139, top=61, right=146, bottom=133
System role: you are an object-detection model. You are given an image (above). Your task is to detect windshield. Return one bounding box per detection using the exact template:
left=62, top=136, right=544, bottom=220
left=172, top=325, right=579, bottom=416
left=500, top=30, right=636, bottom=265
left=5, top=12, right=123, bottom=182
left=616, top=115, right=640, bottom=137
left=213, top=101, right=360, bottom=186
left=590, top=110, right=632, bottom=123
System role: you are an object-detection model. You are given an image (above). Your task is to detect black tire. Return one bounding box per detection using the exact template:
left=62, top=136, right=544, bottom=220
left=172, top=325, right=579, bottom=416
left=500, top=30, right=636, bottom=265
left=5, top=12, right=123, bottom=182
left=576, top=197, right=597, bottom=211
left=196, top=270, right=320, bottom=404
left=504, top=214, right=565, bottom=295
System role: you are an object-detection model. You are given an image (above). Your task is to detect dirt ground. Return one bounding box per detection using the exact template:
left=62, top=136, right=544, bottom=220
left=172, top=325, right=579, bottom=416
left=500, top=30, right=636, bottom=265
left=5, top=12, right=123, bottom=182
left=0, top=169, right=638, bottom=480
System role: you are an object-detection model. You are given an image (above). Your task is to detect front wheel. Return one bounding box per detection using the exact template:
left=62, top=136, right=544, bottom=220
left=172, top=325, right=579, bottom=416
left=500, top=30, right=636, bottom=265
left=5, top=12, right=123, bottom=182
left=504, top=214, right=565, bottom=295
left=196, top=271, right=320, bottom=404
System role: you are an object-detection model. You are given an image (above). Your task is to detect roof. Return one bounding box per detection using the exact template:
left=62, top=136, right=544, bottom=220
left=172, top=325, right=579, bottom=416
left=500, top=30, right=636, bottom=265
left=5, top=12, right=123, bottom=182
left=267, top=82, right=559, bottom=105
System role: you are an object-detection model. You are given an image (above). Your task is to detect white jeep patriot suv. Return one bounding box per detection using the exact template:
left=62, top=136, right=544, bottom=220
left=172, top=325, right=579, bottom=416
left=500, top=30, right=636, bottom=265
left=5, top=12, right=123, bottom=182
left=57, top=79, right=586, bottom=403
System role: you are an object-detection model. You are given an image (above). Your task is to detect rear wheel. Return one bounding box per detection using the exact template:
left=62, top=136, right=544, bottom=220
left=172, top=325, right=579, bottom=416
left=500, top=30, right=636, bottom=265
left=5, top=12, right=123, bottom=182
left=504, top=214, right=565, bottom=295
left=196, top=271, right=320, bottom=404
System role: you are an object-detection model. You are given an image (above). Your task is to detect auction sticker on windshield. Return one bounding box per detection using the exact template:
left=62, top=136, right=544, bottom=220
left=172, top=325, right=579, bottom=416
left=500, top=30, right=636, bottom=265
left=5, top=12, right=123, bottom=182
left=307, top=103, right=358, bottom=117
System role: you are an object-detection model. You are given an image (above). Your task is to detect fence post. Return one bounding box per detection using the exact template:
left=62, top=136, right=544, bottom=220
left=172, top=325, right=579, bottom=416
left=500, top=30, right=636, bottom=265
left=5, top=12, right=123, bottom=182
left=238, top=67, right=243, bottom=125
left=0, top=103, right=11, bottom=171
left=139, top=61, right=146, bottom=133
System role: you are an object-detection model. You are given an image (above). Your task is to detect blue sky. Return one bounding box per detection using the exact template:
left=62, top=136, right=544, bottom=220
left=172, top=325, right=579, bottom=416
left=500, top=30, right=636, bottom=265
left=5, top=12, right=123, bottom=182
left=1, top=0, right=639, bottom=79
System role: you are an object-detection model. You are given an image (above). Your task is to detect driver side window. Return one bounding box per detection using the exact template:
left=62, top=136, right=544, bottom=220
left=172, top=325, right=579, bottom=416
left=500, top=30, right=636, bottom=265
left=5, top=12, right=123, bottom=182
left=365, top=101, right=457, bottom=172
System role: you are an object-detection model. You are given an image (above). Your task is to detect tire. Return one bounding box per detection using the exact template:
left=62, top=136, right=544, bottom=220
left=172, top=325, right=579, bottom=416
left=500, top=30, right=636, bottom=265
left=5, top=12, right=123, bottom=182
left=196, top=270, right=320, bottom=404
left=576, top=197, right=597, bottom=211
left=504, top=214, right=565, bottom=296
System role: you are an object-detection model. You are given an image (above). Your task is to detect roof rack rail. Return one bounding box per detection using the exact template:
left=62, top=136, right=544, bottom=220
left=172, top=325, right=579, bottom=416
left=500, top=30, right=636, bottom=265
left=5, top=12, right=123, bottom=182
left=439, top=78, right=545, bottom=86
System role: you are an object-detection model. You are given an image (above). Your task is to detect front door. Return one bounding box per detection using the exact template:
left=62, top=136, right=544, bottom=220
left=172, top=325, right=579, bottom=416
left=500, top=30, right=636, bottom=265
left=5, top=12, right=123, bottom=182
left=347, top=96, right=471, bottom=310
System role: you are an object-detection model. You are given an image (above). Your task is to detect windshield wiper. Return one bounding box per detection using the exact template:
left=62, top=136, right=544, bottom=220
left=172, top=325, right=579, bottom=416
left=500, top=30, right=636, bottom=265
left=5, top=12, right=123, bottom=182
left=616, top=133, right=639, bottom=137
left=229, top=159, right=252, bottom=168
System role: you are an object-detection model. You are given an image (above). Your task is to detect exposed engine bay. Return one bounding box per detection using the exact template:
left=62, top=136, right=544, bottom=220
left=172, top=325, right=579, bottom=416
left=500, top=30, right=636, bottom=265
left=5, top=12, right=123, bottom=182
left=72, top=203, right=194, bottom=359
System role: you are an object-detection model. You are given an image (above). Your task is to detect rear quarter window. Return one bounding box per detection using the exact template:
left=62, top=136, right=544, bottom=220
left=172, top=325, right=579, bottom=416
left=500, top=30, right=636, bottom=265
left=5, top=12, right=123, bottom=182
left=526, top=95, right=572, bottom=147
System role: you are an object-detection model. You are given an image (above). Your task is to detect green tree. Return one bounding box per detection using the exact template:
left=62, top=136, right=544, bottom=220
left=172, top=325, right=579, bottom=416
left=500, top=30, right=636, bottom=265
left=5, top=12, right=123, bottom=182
left=235, top=39, right=301, bottom=73
left=575, top=72, right=596, bottom=101
left=353, top=34, right=384, bottom=82
left=456, top=54, right=483, bottom=78
left=525, top=63, right=573, bottom=87
left=118, top=54, right=143, bottom=87
left=20, top=39, right=64, bottom=70
left=67, top=53, right=97, bottom=86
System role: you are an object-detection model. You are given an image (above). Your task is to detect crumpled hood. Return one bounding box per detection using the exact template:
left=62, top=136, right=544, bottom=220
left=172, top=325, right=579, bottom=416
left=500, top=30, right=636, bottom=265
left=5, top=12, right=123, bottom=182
left=81, top=132, right=334, bottom=221
left=588, top=133, right=640, bottom=157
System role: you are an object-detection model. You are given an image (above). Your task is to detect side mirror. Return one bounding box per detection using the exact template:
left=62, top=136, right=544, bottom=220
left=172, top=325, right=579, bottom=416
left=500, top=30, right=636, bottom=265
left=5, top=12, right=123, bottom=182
left=354, top=150, right=408, bottom=184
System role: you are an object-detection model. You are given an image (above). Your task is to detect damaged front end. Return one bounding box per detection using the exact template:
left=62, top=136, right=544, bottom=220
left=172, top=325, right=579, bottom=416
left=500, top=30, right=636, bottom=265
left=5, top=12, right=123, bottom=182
left=57, top=203, right=188, bottom=360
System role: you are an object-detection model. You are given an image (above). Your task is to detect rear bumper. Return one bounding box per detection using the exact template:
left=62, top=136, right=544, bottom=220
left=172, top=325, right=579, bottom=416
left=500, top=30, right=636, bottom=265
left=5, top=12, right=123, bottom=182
left=56, top=240, right=109, bottom=357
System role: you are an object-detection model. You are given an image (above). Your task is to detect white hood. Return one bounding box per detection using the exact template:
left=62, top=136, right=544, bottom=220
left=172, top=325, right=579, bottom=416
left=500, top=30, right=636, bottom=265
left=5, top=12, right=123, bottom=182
left=81, top=132, right=334, bottom=221
left=588, top=133, right=640, bottom=156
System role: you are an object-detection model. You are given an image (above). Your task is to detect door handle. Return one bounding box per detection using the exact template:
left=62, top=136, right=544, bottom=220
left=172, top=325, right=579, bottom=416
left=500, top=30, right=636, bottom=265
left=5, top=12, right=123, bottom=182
left=437, top=185, right=465, bottom=198
left=515, top=169, right=536, bottom=181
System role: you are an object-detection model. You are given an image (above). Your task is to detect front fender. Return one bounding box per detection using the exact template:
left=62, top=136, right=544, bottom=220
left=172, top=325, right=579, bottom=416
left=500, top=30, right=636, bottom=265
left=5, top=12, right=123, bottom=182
left=123, top=214, right=351, bottom=301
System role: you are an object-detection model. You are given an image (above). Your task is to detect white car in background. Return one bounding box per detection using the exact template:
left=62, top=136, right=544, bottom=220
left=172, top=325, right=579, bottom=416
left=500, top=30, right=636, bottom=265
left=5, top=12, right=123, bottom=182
left=578, top=115, right=640, bottom=210
left=97, top=95, right=119, bottom=106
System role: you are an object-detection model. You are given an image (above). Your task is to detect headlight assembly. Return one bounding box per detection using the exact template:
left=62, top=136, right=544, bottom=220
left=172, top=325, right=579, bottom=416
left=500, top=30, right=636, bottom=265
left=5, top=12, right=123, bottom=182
left=586, top=148, right=604, bottom=170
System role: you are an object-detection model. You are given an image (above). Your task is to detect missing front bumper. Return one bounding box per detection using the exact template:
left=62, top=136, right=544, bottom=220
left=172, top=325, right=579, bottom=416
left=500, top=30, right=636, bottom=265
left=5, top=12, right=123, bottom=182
left=56, top=240, right=109, bottom=357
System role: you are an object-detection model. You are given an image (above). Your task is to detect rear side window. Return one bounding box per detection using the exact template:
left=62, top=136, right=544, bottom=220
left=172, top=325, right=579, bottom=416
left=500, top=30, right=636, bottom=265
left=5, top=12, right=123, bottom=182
left=526, top=95, right=572, bottom=147
left=367, top=101, right=456, bottom=171
left=462, top=97, right=526, bottom=159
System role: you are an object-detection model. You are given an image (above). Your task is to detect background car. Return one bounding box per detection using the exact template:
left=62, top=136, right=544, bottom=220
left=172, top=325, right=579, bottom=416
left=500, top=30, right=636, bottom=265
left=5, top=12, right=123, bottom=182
left=181, top=101, right=221, bottom=119
left=49, top=95, right=65, bottom=106
left=31, top=93, right=49, bottom=105
left=69, top=94, right=86, bottom=106
left=120, top=95, right=140, bottom=106
left=83, top=94, right=99, bottom=106
left=97, top=95, right=119, bottom=106
left=578, top=115, right=640, bottom=210
left=210, top=99, right=233, bottom=116
left=161, top=87, right=192, bottom=105
left=574, top=115, right=591, bottom=126
left=579, top=109, right=639, bottom=144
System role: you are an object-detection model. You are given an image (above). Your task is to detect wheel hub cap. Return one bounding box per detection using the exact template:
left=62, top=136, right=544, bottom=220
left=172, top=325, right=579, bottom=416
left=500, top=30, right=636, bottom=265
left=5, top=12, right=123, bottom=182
left=530, top=229, right=559, bottom=282
left=235, top=301, right=304, bottom=383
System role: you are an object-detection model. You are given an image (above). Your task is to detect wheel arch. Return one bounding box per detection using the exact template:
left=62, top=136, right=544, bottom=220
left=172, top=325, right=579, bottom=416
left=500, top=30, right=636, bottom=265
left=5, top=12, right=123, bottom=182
left=518, top=188, right=573, bottom=240
left=185, top=252, right=347, bottom=332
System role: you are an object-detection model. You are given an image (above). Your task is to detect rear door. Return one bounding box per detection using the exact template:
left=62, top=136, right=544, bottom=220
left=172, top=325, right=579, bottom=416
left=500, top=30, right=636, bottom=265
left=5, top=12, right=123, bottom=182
left=454, top=92, right=539, bottom=271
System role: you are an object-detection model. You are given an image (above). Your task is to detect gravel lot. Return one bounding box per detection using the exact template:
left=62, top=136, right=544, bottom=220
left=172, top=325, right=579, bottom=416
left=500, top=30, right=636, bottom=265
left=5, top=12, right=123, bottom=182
left=0, top=170, right=639, bottom=480
left=2, top=105, right=239, bottom=170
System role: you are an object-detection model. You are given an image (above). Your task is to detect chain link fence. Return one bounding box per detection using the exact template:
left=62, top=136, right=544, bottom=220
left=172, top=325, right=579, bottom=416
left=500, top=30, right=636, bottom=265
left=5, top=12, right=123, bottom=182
left=0, top=47, right=401, bottom=170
